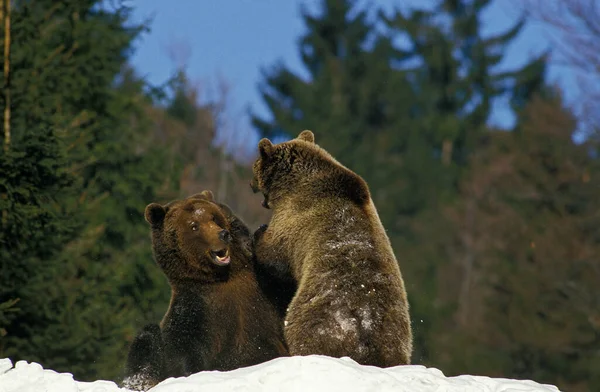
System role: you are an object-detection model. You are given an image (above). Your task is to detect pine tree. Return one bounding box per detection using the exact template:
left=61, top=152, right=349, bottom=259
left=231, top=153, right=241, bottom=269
left=251, top=0, right=409, bottom=176
left=0, top=0, right=85, bottom=357
left=0, top=0, right=177, bottom=381
left=382, top=0, right=547, bottom=167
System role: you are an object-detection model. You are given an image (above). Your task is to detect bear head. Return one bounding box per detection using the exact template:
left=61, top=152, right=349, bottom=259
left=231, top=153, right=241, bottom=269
left=250, top=130, right=317, bottom=209
left=144, top=190, right=242, bottom=283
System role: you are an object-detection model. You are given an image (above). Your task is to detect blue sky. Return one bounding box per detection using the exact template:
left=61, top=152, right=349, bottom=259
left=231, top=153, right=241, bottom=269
left=129, top=0, right=575, bottom=151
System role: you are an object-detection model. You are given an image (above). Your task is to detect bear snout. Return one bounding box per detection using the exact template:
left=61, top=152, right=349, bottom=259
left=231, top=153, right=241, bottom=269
left=250, top=179, right=259, bottom=193
left=218, top=229, right=231, bottom=244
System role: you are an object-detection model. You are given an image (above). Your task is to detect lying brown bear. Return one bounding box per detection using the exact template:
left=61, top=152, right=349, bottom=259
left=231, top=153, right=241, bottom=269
left=122, top=191, right=288, bottom=391
left=251, top=130, right=413, bottom=367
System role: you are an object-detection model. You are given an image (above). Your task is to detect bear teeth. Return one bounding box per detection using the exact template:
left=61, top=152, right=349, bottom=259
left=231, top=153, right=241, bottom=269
left=211, top=249, right=230, bottom=265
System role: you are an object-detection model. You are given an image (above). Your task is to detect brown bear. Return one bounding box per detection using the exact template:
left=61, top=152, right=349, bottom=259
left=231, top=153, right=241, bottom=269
left=250, top=130, right=413, bottom=367
left=122, top=191, right=288, bottom=391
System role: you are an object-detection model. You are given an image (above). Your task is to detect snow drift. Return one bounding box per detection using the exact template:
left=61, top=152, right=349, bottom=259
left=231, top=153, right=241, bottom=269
left=0, top=355, right=562, bottom=392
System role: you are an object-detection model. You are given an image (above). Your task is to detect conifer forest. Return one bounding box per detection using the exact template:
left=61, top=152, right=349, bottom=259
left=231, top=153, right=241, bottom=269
left=0, top=1, right=598, bottom=391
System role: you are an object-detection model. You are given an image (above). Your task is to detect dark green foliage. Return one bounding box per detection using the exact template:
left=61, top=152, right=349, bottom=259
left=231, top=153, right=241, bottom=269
left=443, top=92, right=600, bottom=391
left=381, top=0, right=547, bottom=167
left=166, top=70, right=199, bottom=128
left=0, top=0, right=175, bottom=381
left=252, top=0, right=408, bottom=175
left=0, top=128, right=80, bottom=341
left=377, top=0, right=546, bottom=364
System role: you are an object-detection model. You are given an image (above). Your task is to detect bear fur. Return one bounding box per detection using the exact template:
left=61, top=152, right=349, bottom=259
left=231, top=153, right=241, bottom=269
left=252, top=224, right=297, bottom=319
left=250, top=130, right=413, bottom=367
left=122, top=191, right=288, bottom=391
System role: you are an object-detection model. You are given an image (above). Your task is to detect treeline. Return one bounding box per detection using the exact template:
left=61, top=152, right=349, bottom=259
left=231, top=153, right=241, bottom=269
left=0, top=1, right=598, bottom=391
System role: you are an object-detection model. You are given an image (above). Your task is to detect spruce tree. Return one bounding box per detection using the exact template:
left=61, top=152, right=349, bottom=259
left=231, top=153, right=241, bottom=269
left=0, top=0, right=176, bottom=381
left=252, top=0, right=410, bottom=176
left=382, top=0, right=547, bottom=168
left=0, top=0, right=85, bottom=359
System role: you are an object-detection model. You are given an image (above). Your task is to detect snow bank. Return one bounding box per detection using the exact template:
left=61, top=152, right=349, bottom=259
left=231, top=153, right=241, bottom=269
left=0, top=355, right=562, bottom=392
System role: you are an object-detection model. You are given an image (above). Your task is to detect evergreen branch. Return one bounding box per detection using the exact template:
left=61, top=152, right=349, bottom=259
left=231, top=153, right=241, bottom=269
left=40, top=44, right=66, bottom=69
left=0, top=298, right=20, bottom=313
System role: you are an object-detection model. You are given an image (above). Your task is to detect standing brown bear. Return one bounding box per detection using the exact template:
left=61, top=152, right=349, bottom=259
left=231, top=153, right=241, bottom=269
left=250, top=130, right=413, bottom=367
left=122, top=191, right=288, bottom=391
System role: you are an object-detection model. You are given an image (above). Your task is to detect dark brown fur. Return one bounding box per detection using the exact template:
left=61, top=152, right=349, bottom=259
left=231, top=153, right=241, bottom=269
left=123, top=191, right=288, bottom=391
left=251, top=131, right=413, bottom=367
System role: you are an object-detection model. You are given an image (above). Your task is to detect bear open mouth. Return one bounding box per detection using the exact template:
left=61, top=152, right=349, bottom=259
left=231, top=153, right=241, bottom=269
left=210, top=248, right=231, bottom=266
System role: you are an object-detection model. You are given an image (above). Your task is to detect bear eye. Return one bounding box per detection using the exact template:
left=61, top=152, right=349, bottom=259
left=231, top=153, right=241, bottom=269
left=191, top=222, right=198, bottom=231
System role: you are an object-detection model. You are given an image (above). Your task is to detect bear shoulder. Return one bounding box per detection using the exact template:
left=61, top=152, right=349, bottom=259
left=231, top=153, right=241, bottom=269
left=322, top=165, right=370, bottom=206
left=293, top=141, right=371, bottom=206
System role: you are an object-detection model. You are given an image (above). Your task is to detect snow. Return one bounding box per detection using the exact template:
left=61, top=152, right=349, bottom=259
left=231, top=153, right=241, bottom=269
left=0, top=355, right=562, bottom=392
left=323, top=205, right=374, bottom=253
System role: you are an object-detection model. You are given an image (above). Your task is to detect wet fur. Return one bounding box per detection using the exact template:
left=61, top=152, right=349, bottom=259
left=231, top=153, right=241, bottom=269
left=251, top=131, right=413, bottom=367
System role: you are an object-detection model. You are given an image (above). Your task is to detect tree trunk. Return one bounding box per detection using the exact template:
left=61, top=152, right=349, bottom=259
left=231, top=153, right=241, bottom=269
left=458, top=198, right=476, bottom=326
left=1, top=0, right=10, bottom=228
left=2, top=0, right=10, bottom=152
left=442, top=139, right=453, bottom=166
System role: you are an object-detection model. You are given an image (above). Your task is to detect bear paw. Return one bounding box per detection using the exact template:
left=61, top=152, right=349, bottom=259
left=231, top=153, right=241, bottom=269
left=253, top=224, right=269, bottom=243
left=123, top=323, right=164, bottom=391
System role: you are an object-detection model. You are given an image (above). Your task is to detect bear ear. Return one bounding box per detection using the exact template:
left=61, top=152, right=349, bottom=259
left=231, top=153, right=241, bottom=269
left=200, top=190, right=215, bottom=201
left=192, top=190, right=214, bottom=201
left=297, top=130, right=315, bottom=143
left=258, top=138, right=274, bottom=159
left=188, top=190, right=215, bottom=202
left=145, top=203, right=166, bottom=226
left=217, top=202, right=234, bottom=219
